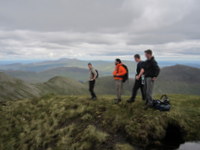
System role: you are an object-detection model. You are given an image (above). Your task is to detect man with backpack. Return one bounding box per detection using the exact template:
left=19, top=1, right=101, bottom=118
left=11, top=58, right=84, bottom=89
left=127, top=54, right=145, bottom=103
left=136, top=50, right=160, bottom=108
left=113, top=58, right=128, bottom=104
left=88, top=63, right=98, bottom=100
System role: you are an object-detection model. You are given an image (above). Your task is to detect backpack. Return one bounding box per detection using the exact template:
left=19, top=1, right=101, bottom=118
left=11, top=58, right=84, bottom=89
left=92, top=69, right=99, bottom=79
left=121, top=64, right=129, bottom=83
left=95, top=70, right=99, bottom=79
left=152, top=95, right=170, bottom=111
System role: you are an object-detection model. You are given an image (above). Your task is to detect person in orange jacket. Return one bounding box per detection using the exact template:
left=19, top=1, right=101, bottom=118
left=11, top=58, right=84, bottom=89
left=113, top=58, right=127, bottom=104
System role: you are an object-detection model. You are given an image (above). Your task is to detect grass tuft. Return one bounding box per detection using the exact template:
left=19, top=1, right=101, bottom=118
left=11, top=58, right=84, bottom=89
left=0, top=94, right=200, bottom=149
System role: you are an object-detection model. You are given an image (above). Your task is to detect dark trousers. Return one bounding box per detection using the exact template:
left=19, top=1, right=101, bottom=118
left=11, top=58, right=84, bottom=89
left=89, top=80, right=96, bottom=98
left=131, top=79, right=145, bottom=101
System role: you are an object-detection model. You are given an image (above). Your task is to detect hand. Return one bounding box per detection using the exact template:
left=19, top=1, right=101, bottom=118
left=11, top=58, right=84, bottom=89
left=136, top=76, right=140, bottom=80
left=152, top=77, right=157, bottom=81
left=114, top=74, right=119, bottom=77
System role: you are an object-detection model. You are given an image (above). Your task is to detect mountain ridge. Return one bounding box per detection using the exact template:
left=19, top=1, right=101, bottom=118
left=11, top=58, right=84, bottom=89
left=0, top=64, right=200, bottom=101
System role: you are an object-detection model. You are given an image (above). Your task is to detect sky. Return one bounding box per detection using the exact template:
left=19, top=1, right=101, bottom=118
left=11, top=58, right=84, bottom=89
left=0, top=0, right=200, bottom=61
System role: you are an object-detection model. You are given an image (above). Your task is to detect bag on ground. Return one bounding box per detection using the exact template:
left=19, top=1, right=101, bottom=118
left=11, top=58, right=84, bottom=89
left=152, top=95, right=170, bottom=111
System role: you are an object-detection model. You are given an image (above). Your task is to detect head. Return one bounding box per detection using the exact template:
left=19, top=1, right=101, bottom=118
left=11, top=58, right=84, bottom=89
left=145, top=49, right=153, bottom=60
left=115, top=58, right=121, bottom=65
left=88, top=63, right=92, bottom=69
left=134, top=54, right=141, bottom=63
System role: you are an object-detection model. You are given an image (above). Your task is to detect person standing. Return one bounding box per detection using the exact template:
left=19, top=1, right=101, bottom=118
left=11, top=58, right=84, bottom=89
left=127, top=54, right=145, bottom=103
left=113, top=58, right=127, bottom=104
left=136, top=50, right=160, bottom=107
left=88, top=63, right=97, bottom=100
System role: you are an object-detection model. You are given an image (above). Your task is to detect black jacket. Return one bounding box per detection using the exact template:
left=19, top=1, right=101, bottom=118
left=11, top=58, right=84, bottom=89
left=143, top=57, right=160, bottom=78
left=136, top=61, right=144, bottom=76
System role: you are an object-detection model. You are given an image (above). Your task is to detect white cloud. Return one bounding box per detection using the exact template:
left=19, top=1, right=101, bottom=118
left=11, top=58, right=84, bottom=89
left=0, top=30, right=200, bottom=61
left=123, top=0, right=195, bottom=32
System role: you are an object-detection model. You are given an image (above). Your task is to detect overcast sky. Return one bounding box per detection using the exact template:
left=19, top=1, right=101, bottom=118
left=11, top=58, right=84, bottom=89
left=0, top=0, right=200, bottom=61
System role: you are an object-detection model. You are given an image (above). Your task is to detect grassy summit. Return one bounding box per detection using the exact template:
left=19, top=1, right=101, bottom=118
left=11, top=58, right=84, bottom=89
left=0, top=95, right=200, bottom=150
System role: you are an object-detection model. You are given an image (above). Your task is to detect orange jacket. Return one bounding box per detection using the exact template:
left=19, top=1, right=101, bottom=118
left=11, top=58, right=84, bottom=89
left=113, top=63, right=127, bottom=80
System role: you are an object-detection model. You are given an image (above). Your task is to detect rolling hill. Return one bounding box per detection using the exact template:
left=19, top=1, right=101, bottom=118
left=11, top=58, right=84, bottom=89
left=2, top=67, right=89, bottom=83
left=0, top=73, right=87, bottom=101
left=0, top=72, right=41, bottom=101
left=158, top=65, right=200, bottom=83
left=37, top=76, right=87, bottom=95
left=0, top=58, right=136, bottom=82
left=0, top=65, right=200, bottom=102
left=0, top=58, right=136, bottom=72
left=95, top=65, right=200, bottom=96
left=155, top=65, right=200, bottom=95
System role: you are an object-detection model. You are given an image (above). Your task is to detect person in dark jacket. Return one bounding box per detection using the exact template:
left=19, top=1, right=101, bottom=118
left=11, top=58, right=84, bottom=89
left=127, top=54, right=145, bottom=103
left=136, top=49, right=160, bottom=107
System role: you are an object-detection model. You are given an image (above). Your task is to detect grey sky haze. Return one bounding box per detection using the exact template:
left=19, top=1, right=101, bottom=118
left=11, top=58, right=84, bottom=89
left=0, top=0, right=200, bottom=61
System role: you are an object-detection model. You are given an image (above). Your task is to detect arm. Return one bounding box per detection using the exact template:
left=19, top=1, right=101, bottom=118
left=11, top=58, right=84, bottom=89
left=151, top=61, right=160, bottom=81
left=91, top=68, right=97, bottom=80
left=136, top=68, right=144, bottom=80
left=153, top=61, right=160, bottom=77
left=113, top=69, right=117, bottom=76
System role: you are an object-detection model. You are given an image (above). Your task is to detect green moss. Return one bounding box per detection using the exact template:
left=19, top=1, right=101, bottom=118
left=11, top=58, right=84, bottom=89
left=0, top=94, right=200, bottom=150
left=82, top=125, right=108, bottom=143
left=81, top=113, right=93, bottom=121
left=115, top=143, right=135, bottom=150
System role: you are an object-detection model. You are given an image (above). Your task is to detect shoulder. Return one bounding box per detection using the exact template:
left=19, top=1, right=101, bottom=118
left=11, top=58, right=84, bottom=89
left=140, top=61, right=145, bottom=64
left=119, top=64, right=125, bottom=69
left=91, top=67, right=96, bottom=72
left=152, top=58, right=158, bottom=64
left=142, top=60, right=147, bottom=66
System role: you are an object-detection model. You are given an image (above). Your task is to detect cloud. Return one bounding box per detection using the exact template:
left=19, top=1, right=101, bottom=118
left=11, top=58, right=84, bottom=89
left=0, top=30, right=200, bottom=61
left=0, top=0, right=199, bottom=61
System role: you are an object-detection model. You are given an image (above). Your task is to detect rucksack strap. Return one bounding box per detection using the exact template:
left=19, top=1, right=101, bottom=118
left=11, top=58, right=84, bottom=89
left=160, top=95, right=169, bottom=102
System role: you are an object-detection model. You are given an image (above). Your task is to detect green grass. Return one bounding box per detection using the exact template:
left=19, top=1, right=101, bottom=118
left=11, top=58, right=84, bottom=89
left=0, top=94, right=200, bottom=150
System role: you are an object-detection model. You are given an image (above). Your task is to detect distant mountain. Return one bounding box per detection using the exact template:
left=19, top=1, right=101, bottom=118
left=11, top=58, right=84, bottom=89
left=0, top=58, right=199, bottom=83
left=95, top=65, right=200, bottom=96
left=158, top=61, right=200, bottom=68
left=0, top=58, right=137, bottom=82
left=0, top=65, right=200, bottom=101
left=155, top=65, right=200, bottom=95
left=0, top=73, right=88, bottom=101
left=37, top=76, right=87, bottom=95
left=2, top=67, right=89, bottom=83
left=0, top=72, right=41, bottom=101
left=158, top=65, right=200, bottom=83
left=0, top=58, right=82, bottom=71
left=0, top=58, right=102, bottom=72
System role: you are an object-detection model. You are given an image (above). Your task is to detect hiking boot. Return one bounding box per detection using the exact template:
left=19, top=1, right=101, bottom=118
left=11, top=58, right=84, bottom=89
left=127, top=98, right=135, bottom=103
left=91, top=97, right=97, bottom=100
left=144, top=104, right=153, bottom=110
left=114, top=99, right=121, bottom=104
left=93, top=97, right=97, bottom=100
left=145, top=100, right=148, bottom=105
